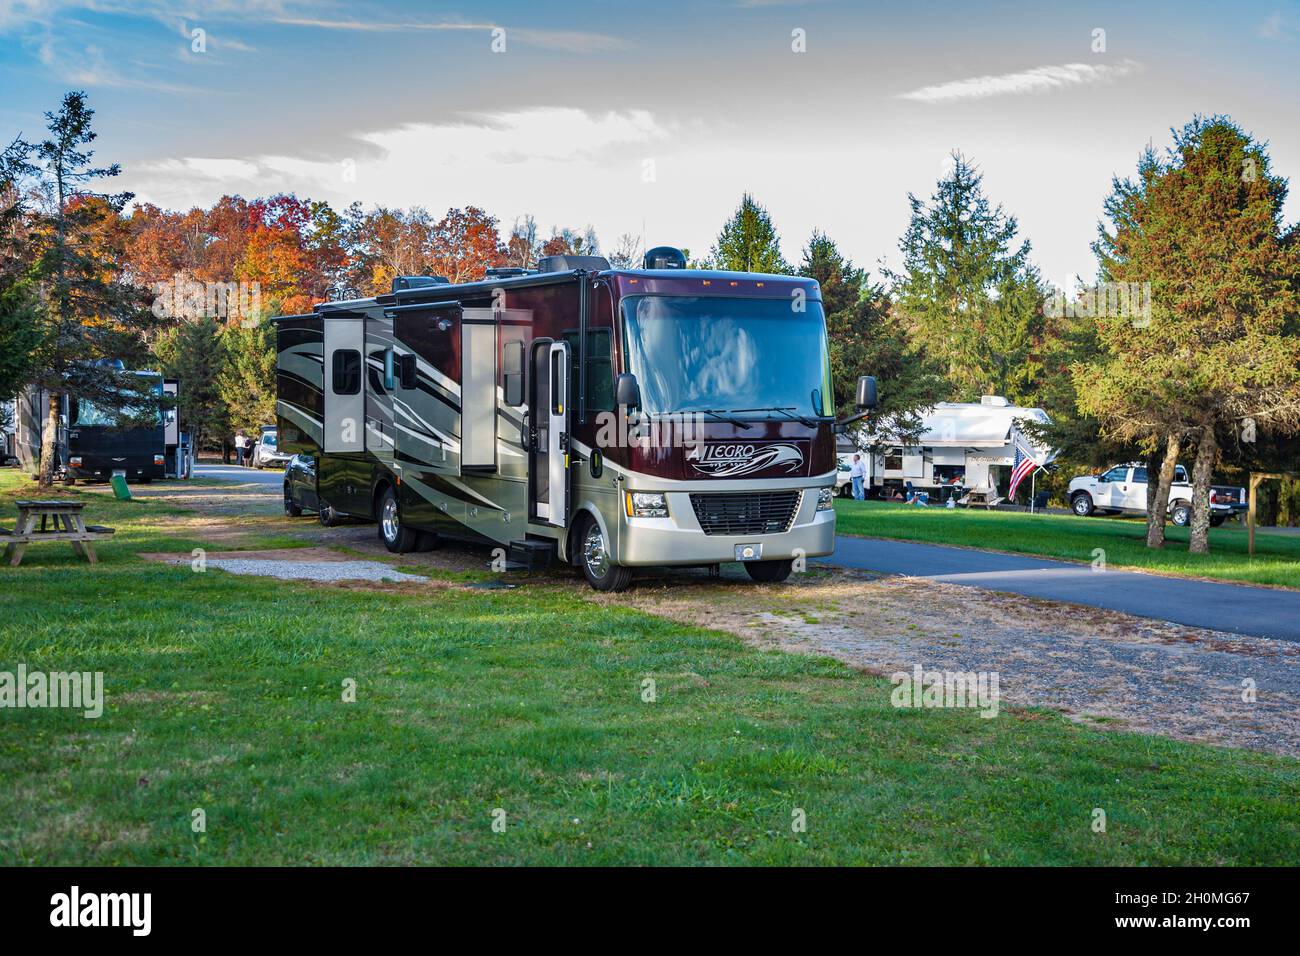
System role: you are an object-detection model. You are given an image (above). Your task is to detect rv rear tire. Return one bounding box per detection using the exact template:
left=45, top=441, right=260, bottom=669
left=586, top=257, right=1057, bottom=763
left=579, top=517, right=632, bottom=592
left=378, top=486, right=418, bottom=553
left=744, top=559, right=794, bottom=583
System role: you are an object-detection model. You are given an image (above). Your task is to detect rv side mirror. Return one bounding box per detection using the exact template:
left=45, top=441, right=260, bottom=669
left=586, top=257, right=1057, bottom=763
left=856, top=375, right=878, bottom=410
left=615, top=373, right=641, bottom=410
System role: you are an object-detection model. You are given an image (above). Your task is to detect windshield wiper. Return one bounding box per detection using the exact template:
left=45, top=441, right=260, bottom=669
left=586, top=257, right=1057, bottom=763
left=691, top=408, right=758, bottom=430
left=730, top=406, right=819, bottom=427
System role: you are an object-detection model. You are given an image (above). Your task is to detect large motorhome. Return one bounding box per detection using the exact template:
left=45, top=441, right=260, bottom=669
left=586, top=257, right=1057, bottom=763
left=12, top=369, right=187, bottom=482
left=275, top=248, right=876, bottom=591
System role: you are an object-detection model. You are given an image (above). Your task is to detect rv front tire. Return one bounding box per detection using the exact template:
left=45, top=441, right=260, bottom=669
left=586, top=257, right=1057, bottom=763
left=744, top=559, right=794, bottom=583
left=578, top=517, right=632, bottom=592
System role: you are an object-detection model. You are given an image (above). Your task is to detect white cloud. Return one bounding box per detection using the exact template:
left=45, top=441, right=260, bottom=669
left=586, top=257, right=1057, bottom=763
left=1258, top=13, right=1290, bottom=39
left=123, top=108, right=669, bottom=219
left=898, top=59, right=1142, bottom=104
left=267, top=16, right=624, bottom=52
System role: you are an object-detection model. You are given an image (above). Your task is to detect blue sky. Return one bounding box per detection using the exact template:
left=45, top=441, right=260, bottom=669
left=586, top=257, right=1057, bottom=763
left=2, top=0, right=1298, bottom=287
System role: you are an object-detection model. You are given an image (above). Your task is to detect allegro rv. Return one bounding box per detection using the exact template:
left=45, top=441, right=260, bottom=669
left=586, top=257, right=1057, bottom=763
left=275, top=248, right=876, bottom=591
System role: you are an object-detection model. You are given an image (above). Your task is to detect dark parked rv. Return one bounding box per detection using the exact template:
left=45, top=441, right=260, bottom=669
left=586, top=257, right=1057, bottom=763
left=275, top=248, right=875, bottom=591
left=9, top=370, right=189, bottom=483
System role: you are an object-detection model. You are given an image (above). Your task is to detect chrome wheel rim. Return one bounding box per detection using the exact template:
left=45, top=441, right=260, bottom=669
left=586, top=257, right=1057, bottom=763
left=382, top=497, right=400, bottom=542
left=1074, top=497, right=1089, bottom=515
left=583, top=524, right=609, bottom=579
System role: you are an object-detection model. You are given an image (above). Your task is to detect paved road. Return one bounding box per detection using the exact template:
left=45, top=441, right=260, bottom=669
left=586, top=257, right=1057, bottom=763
left=194, top=463, right=284, bottom=487
left=824, top=536, right=1300, bottom=643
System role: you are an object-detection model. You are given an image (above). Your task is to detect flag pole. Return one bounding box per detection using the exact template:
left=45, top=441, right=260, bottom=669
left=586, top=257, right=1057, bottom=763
left=1030, top=468, right=1036, bottom=514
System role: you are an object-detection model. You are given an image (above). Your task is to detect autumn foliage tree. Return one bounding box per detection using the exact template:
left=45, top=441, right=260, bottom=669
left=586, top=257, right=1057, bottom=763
left=1078, top=116, right=1300, bottom=553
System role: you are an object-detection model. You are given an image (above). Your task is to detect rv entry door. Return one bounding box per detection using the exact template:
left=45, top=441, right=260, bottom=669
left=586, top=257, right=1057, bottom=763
left=530, top=340, right=570, bottom=526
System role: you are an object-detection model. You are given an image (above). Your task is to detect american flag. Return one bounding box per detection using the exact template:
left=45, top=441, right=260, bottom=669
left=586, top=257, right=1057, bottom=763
left=1008, top=440, right=1039, bottom=500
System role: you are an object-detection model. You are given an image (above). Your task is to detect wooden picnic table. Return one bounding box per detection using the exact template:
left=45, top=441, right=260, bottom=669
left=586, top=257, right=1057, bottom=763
left=2, top=500, right=115, bottom=567
left=959, top=489, right=1005, bottom=510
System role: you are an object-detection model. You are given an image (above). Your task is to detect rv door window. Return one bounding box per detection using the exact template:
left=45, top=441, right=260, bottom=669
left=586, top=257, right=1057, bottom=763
left=551, top=350, right=564, bottom=414
left=331, top=350, right=361, bottom=395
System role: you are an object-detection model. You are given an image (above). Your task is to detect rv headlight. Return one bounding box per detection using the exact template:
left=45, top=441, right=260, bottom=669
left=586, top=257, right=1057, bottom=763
left=626, top=491, right=669, bottom=518
left=817, top=487, right=835, bottom=511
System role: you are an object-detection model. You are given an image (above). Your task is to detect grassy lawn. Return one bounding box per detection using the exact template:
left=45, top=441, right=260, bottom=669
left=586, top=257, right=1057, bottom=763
left=2, top=469, right=1298, bottom=865
left=835, top=499, right=1300, bottom=590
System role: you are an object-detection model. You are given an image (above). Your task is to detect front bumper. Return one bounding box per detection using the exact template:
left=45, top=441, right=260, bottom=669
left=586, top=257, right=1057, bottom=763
left=69, top=458, right=165, bottom=481
left=616, top=487, right=836, bottom=566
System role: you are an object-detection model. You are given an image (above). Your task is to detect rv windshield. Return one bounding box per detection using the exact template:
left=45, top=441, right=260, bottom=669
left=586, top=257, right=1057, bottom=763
left=620, top=295, right=833, bottom=419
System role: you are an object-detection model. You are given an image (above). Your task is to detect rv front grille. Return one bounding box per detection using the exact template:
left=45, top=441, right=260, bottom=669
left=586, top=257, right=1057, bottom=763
left=689, top=491, right=802, bottom=536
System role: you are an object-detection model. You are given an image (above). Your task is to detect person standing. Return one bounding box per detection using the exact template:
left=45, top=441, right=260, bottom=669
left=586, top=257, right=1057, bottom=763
left=849, top=453, right=867, bottom=500
left=234, top=428, right=248, bottom=467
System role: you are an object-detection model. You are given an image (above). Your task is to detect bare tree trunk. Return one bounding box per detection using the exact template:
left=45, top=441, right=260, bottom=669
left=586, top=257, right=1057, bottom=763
left=38, top=391, right=59, bottom=488
left=1189, top=427, right=1217, bottom=555
left=1146, top=432, right=1182, bottom=549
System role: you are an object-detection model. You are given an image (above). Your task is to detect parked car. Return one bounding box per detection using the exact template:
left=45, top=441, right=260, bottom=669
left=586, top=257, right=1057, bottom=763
left=283, top=454, right=347, bottom=525
left=283, top=454, right=319, bottom=516
left=252, top=424, right=292, bottom=469
left=1068, top=463, right=1247, bottom=527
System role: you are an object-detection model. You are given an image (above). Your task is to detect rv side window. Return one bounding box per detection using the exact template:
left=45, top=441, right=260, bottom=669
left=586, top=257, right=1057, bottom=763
left=331, top=349, right=361, bottom=395
left=885, top=448, right=903, bottom=471
left=398, top=353, right=417, bottom=390
left=503, top=340, right=524, bottom=407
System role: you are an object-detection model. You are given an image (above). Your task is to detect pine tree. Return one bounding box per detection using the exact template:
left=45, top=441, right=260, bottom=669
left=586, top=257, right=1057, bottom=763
left=28, top=91, right=155, bottom=486
left=217, top=319, right=278, bottom=434
left=217, top=319, right=277, bottom=434
left=799, top=232, right=946, bottom=445
left=154, top=316, right=229, bottom=452
left=890, top=153, right=1046, bottom=403
left=1079, top=116, right=1300, bottom=553
left=0, top=137, right=43, bottom=409
left=708, top=193, right=789, bottom=274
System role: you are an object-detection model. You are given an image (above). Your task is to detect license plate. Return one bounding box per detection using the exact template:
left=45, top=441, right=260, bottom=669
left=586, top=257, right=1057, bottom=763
left=734, top=543, right=762, bottom=561
left=111, top=470, right=126, bottom=477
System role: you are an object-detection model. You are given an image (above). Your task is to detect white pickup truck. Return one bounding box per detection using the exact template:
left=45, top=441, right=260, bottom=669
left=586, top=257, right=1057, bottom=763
left=1069, top=463, right=1247, bottom=527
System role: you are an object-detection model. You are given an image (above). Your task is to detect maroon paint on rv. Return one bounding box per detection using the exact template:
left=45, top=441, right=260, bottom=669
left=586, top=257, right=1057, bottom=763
left=595, top=271, right=832, bottom=482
